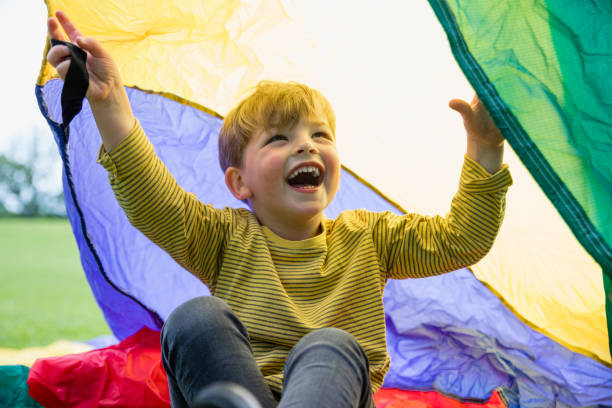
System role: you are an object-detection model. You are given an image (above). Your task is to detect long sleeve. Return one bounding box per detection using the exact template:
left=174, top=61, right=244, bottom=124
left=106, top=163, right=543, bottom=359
left=97, top=121, right=239, bottom=288
left=374, top=155, right=512, bottom=279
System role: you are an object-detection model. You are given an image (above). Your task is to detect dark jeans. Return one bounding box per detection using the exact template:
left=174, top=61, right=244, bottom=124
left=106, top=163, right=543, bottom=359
left=161, top=296, right=375, bottom=408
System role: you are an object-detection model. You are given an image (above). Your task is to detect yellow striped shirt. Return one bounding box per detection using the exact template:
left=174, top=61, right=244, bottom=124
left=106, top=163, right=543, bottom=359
left=98, top=122, right=512, bottom=394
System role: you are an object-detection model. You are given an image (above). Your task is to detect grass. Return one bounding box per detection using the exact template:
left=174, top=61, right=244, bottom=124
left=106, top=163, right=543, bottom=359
left=0, top=217, right=111, bottom=348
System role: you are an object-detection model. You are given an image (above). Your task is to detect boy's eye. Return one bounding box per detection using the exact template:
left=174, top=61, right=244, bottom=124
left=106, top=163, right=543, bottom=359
left=266, top=134, right=287, bottom=144
left=312, top=132, right=331, bottom=140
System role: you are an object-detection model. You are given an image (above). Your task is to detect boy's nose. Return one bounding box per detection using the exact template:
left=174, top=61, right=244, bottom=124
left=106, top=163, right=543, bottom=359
left=296, top=140, right=318, bottom=155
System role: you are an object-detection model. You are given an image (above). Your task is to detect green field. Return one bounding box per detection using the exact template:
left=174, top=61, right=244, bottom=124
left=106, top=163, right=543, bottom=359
left=0, top=217, right=111, bottom=348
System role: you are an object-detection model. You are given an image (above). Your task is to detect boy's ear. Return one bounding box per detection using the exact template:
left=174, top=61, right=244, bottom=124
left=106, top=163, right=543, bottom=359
left=225, top=166, right=252, bottom=201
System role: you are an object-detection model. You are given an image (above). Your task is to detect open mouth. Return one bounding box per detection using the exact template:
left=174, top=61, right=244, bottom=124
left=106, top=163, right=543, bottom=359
left=286, top=164, right=324, bottom=189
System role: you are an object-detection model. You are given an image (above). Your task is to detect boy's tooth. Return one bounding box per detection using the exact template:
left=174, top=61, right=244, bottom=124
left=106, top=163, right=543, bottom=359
left=288, top=165, right=321, bottom=180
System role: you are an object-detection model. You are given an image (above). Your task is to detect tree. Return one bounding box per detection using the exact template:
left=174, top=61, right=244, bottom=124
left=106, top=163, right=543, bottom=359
left=0, top=127, right=65, bottom=217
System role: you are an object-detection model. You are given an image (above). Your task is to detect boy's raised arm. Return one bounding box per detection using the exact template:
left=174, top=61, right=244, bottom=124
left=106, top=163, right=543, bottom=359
left=379, top=95, right=511, bottom=279
left=47, top=11, right=134, bottom=151
left=46, top=12, right=227, bottom=286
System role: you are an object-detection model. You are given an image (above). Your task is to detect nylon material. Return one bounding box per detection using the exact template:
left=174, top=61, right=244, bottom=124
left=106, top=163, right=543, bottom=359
left=447, top=0, right=611, bottom=259
left=39, top=0, right=612, bottom=401
left=43, top=0, right=293, bottom=115
left=41, top=80, right=612, bottom=403
left=28, top=327, right=170, bottom=407
left=41, top=80, right=63, bottom=124
left=546, top=0, right=612, bottom=242
left=374, top=388, right=506, bottom=408
left=68, top=88, right=215, bottom=321
left=37, top=84, right=162, bottom=340
left=383, top=271, right=612, bottom=407
left=39, top=2, right=609, bottom=360
left=37, top=1, right=484, bottom=215
left=0, top=365, right=42, bottom=407
left=471, top=159, right=607, bottom=362
left=443, top=0, right=611, bottom=362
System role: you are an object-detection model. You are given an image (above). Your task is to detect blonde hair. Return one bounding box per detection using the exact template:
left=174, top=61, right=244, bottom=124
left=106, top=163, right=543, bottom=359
left=218, top=81, right=336, bottom=172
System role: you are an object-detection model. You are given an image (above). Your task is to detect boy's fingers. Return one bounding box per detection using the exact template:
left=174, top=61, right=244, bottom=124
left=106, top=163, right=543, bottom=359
left=55, top=10, right=83, bottom=43
left=47, top=44, right=71, bottom=79
left=448, top=98, right=472, bottom=119
left=75, top=36, right=108, bottom=59
left=55, top=60, right=71, bottom=79
left=47, top=17, right=71, bottom=79
left=47, top=42, right=71, bottom=66
left=47, top=17, right=66, bottom=42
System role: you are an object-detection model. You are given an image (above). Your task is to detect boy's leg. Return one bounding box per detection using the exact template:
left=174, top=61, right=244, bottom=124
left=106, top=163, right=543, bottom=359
left=161, top=296, right=277, bottom=408
left=279, top=328, right=375, bottom=408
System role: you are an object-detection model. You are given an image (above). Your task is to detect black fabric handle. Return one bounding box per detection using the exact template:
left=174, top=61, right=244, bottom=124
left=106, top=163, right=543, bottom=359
left=50, top=39, right=89, bottom=130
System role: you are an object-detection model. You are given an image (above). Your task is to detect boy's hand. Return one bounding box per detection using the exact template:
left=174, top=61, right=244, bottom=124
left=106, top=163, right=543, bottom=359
left=449, top=95, right=504, bottom=174
left=48, top=11, right=121, bottom=105
left=47, top=11, right=134, bottom=151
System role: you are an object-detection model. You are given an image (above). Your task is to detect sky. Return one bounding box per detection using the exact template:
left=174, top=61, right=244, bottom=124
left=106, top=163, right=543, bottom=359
left=0, top=2, right=60, bottom=198
left=0, top=2, right=49, bottom=152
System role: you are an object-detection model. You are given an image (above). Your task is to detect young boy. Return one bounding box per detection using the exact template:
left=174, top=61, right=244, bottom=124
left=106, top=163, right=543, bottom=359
left=48, top=10, right=511, bottom=408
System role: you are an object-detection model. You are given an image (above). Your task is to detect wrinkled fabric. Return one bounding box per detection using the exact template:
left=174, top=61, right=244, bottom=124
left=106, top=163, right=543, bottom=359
left=39, top=0, right=610, bottom=366
left=373, top=388, right=506, bottom=408
left=37, top=78, right=612, bottom=406
left=429, top=1, right=612, bottom=271
left=37, top=1, right=612, bottom=406
left=0, top=365, right=43, bottom=408
left=27, top=327, right=169, bottom=408
left=34, top=81, right=612, bottom=406
left=429, top=0, right=612, bottom=361
left=383, top=273, right=612, bottom=407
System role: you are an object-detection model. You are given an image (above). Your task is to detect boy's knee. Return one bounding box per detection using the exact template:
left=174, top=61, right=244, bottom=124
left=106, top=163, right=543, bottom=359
left=285, top=328, right=371, bottom=387
left=161, top=296, right=233, bottom=345
left=291, top=327, right=368, bottom=366
left=301, top=327, right=359, bottom=348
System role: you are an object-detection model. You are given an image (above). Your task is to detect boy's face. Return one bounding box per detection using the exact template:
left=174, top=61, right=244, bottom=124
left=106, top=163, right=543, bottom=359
left=237, top=113, right=340, bottom=230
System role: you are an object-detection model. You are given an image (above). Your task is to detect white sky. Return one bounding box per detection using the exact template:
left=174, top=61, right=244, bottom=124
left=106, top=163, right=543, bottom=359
left=0, top=2, right=62, bottom=198
left=0, top=2, right=49, bottom=153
